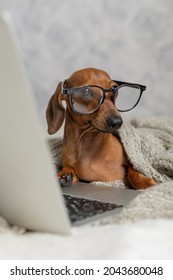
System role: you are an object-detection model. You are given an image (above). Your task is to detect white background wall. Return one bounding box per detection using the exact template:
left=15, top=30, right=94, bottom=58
left=0, top=0, right=173, bottom=131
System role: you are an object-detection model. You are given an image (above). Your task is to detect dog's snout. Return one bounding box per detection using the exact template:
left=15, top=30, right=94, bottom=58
left=106, top=116, right=123, bottom=130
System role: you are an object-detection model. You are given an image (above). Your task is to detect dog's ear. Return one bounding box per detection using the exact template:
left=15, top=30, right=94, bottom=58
left=46, top=82, right=65, bottom=134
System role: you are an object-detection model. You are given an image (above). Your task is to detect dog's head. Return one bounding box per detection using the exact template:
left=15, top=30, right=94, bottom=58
left=46, top=68, right=124, bottom=135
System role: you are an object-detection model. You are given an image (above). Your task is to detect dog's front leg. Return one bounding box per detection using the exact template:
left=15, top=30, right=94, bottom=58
left=58, top=167, right=79, bottom=187
left=127, top=165, right=158, bottom=190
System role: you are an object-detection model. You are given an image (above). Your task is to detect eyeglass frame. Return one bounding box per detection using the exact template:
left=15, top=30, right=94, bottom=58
left=61, top=79, right=146, bottom=114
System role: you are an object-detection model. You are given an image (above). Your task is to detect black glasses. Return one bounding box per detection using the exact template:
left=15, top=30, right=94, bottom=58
left=61, top=80, right=146, bottom=115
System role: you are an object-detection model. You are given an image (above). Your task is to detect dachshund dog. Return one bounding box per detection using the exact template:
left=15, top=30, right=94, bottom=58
left=46, top=68, right=157, bottom=190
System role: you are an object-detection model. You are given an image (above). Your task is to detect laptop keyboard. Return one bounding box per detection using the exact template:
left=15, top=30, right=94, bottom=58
left=63, top=194, right=123, bottom=224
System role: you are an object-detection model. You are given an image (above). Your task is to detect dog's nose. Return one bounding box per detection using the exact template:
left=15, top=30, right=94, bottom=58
left=106, top=116, right=123, bottom=130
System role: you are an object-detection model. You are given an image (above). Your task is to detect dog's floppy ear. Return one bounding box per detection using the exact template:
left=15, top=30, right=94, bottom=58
left=46, top=82, right=65, bottom=135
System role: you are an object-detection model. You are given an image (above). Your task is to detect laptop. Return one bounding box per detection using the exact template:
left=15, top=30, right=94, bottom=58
left=0, top=12, right=140, bottom=234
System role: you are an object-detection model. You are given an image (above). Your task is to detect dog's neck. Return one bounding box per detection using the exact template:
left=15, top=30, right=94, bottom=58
left=63, top=111, right=119, bottom=147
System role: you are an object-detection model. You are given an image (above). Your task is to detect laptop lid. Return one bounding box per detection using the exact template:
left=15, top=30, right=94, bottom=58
left=0, top=12, right=71, bottom=234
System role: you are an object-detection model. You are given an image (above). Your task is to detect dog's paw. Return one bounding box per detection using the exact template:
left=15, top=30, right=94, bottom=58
left=59, top=173, right=73, bottom=187
left=127, top=166, right=158, bottom=190
left=58, top=167, right=78, bottom=187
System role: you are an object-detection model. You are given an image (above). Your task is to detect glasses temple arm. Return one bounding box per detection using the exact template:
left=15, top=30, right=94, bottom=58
left=112, top=80, right=146, bottom=91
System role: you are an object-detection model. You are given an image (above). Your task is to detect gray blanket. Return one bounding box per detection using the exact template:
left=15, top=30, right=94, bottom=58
left=120, top=117, right=173, bottom=184
left=114, top=117, right=173, bottom=223
left=1, top=117, right=173, bottom=232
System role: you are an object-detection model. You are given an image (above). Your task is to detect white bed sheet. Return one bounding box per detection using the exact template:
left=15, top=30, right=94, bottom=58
left=0, top=219, right=173, bottom=260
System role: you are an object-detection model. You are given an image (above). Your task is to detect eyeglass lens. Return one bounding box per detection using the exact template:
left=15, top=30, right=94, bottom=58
left=71, top=87, right=103, bottom=114
left=71, top=85, right=141, bottom=114
left=114, top=85, right=141, bottom=112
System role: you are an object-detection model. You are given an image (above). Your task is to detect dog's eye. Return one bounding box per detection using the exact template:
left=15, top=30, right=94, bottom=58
left=79, top=88, right=93, bottom=99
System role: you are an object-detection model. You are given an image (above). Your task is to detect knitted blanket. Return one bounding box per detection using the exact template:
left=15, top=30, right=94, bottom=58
left=0, top=117, right=173, bottom=233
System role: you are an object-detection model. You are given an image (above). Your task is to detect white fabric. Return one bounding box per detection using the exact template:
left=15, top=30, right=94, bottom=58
left=0, top=219, right=173, bottom=259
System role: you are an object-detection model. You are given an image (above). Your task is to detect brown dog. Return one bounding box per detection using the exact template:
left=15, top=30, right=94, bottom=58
left=46, top=68, right=157, bottom=189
